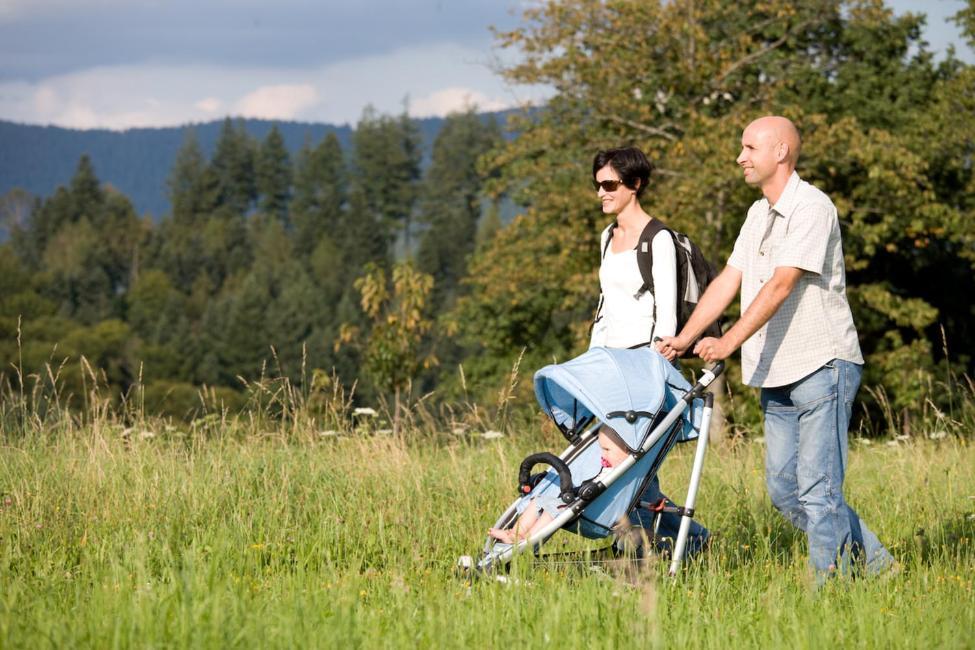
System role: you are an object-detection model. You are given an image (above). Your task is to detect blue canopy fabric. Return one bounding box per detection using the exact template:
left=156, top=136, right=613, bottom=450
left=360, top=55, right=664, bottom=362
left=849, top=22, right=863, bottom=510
left=534, top=346, right=701, bottom=449
left=514, top=347, right=704, bottom=539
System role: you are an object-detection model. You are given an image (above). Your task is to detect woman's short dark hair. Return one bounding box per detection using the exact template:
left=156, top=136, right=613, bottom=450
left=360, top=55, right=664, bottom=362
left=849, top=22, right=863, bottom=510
left=592, top=147, right=654, bottom=198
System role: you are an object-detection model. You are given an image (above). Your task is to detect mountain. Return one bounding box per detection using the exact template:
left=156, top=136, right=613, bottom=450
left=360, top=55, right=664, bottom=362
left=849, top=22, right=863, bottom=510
left=0, top=112, right=509, bottom=218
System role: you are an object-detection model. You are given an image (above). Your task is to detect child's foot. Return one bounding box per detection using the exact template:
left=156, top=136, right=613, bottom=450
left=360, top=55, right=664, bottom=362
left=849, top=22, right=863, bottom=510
left=488, top=528, right=516, bottom=544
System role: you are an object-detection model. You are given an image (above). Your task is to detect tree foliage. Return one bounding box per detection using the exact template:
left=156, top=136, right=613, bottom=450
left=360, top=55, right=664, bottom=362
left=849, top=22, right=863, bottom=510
left=454, top=0, right=974, bottom=426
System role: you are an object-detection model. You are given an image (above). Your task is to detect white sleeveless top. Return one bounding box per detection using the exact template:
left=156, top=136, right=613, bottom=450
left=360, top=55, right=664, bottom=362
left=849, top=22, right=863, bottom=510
left=589, top=226, right=678, bottom=349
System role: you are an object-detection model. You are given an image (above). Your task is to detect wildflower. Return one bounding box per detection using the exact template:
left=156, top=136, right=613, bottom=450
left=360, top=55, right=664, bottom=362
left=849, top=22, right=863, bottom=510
left=482, top=430, right=503, bottom=440
left=318, top=430, right=339, bottom=438
left=353, top=407, right=378, bottom=417
left=139, top=430, right=155, bottom=440
left=895, top=434, right=910, bottom=442
left=928, top=431, right=948, bottom=440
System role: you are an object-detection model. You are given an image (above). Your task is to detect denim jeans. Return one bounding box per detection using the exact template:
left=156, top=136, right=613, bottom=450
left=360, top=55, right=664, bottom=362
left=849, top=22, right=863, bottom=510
left=761, top=359, right=893, bottom=580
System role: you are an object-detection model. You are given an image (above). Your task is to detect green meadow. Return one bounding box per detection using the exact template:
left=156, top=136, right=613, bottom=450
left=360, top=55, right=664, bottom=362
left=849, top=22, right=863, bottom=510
left=1, top=416, right=972, bottom=648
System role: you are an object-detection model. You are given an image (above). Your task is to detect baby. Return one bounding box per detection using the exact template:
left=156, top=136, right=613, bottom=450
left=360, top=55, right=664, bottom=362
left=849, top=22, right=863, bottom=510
left=488, top=424, right=629, bottom=544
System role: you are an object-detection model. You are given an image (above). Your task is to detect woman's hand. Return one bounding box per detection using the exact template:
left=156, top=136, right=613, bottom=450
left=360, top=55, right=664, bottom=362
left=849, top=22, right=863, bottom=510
left=655, top=336, right=688, bottom=361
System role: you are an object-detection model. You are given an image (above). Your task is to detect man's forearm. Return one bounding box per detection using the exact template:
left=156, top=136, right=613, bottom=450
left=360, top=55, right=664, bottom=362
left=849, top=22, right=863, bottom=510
left=721, top=267, right=802, bottom=350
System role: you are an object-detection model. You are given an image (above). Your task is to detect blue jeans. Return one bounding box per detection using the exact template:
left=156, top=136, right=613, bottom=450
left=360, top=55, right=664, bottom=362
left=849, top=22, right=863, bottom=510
left=625, top=476, right=710, bottom=556
left=761, top=360, right=893, bottom=580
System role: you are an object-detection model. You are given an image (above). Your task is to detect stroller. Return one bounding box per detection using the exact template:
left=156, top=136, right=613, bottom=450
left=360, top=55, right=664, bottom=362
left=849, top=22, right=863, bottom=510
left=460, top=346, right=724, bottom=577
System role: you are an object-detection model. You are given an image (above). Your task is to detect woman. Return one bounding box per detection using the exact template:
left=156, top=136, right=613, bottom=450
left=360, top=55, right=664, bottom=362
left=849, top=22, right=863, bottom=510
left=589, top=146, right=710, bottom=557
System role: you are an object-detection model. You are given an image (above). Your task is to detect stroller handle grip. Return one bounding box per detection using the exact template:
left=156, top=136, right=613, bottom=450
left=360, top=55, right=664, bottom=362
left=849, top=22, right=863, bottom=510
left=518, top=452, right=576, bottom=504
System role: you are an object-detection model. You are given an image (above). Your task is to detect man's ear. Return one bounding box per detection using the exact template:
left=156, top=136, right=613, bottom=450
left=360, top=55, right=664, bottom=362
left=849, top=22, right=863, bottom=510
left=776, top=142, right=790, bottom=163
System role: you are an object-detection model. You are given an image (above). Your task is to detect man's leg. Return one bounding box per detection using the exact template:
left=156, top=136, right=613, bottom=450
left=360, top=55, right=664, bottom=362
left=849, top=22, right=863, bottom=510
left=833, top=360, right=895, bottom=575
left=762, top=384, right=807, bottom=531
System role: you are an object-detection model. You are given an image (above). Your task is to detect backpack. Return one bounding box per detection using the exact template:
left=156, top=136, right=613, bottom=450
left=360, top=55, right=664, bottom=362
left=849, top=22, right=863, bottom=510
left=596, top=219, right=723, bottom=344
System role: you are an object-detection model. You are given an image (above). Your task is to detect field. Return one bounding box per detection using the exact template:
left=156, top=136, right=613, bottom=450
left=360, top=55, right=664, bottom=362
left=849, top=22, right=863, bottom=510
left=1, top=417, right=973, bottom=649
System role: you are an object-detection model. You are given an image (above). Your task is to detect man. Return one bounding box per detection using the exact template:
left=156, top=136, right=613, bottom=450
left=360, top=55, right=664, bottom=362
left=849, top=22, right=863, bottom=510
left=657, top=115, right=895, bottom=581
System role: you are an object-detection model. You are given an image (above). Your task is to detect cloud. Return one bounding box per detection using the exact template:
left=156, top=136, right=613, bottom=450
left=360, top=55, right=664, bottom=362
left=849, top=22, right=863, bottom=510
left=234, top=84, right=318, bottom=120
left=410, top=87, right=512, bottom=118
left=0, top=43, right=551, bottom=129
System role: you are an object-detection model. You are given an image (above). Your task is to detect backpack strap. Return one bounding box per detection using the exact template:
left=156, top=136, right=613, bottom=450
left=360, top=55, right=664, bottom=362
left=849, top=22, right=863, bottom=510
left=634, top=218, right=669, bottom=301
left=591, top=223, right=618, bottom=332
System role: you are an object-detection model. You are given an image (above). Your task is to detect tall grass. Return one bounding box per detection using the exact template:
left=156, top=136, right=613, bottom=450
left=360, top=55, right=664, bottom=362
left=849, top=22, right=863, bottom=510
left=1, top=346, right=973, bottom=647
left=1, top=420, right=972, bottom=648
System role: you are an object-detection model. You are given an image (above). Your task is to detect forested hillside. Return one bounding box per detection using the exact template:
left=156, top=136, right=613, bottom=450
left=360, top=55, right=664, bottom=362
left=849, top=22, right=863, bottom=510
left=1, top=0, right=973, bottom=434
left=0, top=113, right=505, bottom=217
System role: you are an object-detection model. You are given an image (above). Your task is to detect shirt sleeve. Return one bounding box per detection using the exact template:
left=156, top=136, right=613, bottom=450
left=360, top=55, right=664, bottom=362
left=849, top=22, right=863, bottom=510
left=773, top=203, right=831, bottom=274
left=650, top=230, right=677, bottom=339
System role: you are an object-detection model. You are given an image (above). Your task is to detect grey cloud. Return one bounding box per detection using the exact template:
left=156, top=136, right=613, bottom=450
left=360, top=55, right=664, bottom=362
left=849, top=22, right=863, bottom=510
left=0, top=0, right=523, bottom=81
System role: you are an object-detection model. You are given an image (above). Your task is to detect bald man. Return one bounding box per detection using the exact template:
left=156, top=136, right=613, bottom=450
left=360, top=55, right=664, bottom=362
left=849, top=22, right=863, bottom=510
left=657, top=116, right=895, bottom=583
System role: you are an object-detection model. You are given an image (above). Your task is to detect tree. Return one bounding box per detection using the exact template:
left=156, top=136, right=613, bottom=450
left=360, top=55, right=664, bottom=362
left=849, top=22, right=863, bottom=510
left=453, top=0, right=975, bottom=427
left=350, top=106, right=422, bottom=251
left=168, top=129, right=218, bottom=224
left=256, top=126, right=292, bottom=222
left=415, top=110, right=502, bottom=312
left=211, top=118, right=256, bottom=216
left=337, top=262, right=435, bottom=431
left=291, top=132, right=347, bottom=258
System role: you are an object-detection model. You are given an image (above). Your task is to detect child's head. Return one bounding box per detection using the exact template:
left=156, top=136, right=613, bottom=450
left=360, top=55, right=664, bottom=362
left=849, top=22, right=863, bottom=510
left=597, top=424, right=629, bottom=468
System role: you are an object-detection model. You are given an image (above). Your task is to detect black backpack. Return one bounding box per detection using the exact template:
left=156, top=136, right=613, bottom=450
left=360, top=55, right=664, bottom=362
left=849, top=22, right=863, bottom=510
left=597, top=219, right=723, bottom=344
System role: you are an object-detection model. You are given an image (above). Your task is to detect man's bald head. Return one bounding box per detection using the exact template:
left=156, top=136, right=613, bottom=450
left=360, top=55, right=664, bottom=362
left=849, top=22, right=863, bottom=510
left=745, top=116, right=801, bottom=166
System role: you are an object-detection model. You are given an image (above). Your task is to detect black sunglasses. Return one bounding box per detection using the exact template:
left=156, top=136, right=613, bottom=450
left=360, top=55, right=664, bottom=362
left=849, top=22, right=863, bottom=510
left=593, top=179, right=628, bottom=192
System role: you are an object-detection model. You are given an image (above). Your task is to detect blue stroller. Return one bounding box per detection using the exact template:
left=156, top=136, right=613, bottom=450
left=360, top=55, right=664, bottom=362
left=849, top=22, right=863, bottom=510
left=461, top=346, right=724, bottom=577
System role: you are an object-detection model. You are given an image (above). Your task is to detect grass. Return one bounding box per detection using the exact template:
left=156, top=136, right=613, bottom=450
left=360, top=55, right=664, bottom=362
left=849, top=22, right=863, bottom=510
left=1, top=421, right=972, bottom=649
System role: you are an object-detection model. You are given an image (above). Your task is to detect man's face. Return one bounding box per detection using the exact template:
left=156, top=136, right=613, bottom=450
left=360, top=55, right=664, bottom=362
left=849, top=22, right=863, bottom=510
left=736, top=123, right=779, bottom=187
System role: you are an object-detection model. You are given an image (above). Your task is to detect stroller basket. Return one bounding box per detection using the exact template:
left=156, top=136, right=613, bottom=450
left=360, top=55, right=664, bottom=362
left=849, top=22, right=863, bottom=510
left=464, top=347, right=723, bottom=576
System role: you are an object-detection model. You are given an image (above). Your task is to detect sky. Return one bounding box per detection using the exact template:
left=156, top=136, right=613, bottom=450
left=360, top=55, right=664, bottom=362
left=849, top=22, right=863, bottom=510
left=0, top=0, right=971, bottom=131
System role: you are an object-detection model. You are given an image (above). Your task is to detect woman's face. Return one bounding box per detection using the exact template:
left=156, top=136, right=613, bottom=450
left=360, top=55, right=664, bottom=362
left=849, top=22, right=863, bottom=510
left=594, top=164, right=638, bottom=215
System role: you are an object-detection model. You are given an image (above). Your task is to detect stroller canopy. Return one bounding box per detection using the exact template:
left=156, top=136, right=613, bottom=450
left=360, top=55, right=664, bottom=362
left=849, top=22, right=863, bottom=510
left=534, top=347, right=692, bottom=450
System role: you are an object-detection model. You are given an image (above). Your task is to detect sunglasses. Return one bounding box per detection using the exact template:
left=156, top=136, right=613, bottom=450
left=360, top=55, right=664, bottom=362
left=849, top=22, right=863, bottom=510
left=593, top=179, right=628, bottom=192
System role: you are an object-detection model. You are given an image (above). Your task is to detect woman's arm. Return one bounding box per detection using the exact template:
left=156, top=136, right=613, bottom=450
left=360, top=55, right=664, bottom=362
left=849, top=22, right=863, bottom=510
left=650, top=229, right=678, bottom=339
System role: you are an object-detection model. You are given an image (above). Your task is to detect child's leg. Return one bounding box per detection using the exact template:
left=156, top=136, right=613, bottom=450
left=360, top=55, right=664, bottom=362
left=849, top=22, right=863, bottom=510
left=489, top=499, right=543, bottom=543
left=489, top=499, right=556, bottom=543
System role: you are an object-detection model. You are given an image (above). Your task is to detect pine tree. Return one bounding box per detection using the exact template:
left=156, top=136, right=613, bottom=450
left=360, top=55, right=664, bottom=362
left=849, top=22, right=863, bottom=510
left=211, top=118, right=256, bottom=217
left=291, top=132, right=346, bottom=258
left=256, top=126, right=292, bottom=222
left=350, top=106, right=422, bottom=252
left=415, top=110, right=502, bottom=311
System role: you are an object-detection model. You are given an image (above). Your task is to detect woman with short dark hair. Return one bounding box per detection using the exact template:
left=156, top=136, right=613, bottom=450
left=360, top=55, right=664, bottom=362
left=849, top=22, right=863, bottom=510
left=589, top=146, right=710, bottom=556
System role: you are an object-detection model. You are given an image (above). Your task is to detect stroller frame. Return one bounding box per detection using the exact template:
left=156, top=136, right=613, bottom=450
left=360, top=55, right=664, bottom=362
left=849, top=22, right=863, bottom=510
left=465, top=361, right=724, bottom=578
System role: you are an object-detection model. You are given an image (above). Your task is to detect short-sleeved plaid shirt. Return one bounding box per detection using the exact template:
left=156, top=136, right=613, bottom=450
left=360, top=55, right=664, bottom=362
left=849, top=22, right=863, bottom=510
left=728, top=172, right=863, bottom=388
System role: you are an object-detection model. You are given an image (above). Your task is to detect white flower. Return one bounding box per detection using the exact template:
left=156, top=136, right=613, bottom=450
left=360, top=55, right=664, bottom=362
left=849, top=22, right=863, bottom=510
left=928, top=431, right=948, bottom=440
left=318, top=430, right=339, bottom=438
left=353, top=407, right=378, bottom=417
left=895, top=434, right=910, bottom=442
left=376, top=428, right=393, bottom=435
left=138, top=430, right=155, bottom=440
left=482, top=430, right=504, bottom=440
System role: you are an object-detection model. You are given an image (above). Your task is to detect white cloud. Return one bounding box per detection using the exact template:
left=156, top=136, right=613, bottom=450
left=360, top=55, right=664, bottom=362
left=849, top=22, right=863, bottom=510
left=0, top=42, right=551, bottom=129
left=410, top=87, right=511, bottom=118
left=234, top=84, right=318, bottom=121
left=194, top=97, right=222, bottom=114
